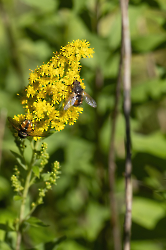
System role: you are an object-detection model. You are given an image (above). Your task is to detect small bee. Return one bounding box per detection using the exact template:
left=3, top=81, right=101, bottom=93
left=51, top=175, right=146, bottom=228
left=64, top=80, right=97, bottom=110
left=8, top=117, right=48, bottom=139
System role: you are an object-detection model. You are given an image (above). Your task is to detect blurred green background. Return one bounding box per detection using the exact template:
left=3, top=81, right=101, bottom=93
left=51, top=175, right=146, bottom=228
left=1, top=0, right=166, bottom=249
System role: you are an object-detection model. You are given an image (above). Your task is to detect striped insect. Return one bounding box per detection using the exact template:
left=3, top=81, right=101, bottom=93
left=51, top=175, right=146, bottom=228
left=8, top=117, right=48, bottom=138
left=64, top=80, right=97, bottom=110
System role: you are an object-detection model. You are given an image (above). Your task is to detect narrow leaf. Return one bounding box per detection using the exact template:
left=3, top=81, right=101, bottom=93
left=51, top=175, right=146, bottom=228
left=10, top=150, right=21, bottom=159
left=0, top=223, right=13, bottom=232
left=25, top=217, right=49, bottom=228
left=10, top=150, right=27, bottom=170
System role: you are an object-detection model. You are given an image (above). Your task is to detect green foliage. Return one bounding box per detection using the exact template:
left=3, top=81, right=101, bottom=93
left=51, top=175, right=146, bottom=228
left=25, top=217, right=49, bottom=228
left=1, top=0, right=166, bottom=249
left=1, top=138, right=61, bottom=249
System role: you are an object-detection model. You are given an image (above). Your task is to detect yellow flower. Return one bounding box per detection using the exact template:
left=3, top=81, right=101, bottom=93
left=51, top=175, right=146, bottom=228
left=13, top=39, right=94, bottom=138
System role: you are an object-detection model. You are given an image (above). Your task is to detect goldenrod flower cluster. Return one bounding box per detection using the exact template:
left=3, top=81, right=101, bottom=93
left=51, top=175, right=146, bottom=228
left=14, top=40, right=94, bottom=137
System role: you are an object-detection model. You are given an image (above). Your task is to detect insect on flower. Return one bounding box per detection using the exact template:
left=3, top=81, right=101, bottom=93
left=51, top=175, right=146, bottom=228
left=8, top=117, right=48, bottom=139
left=64, top=80, right=97, bottom=110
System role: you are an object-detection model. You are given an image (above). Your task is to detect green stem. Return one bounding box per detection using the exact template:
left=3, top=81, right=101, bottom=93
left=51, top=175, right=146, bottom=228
left=16, top=169, right=32, bottom=250
left=15, top=140, right=38, bottom=250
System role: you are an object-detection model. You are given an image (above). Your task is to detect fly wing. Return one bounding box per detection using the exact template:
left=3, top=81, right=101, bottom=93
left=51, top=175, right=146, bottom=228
left=64, top=93, right=77, bottom=110
left=27, top=129, right=50, bottom=137
left=83, top=92, right=97, bottom=108
left=8, top=117, right=20, bottom=130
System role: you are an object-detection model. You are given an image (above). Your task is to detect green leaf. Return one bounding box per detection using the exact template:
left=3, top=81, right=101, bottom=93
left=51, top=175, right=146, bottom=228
left=32, top=166, right=40, bottom=178
left=132, top=34, right=166, bottom=53
left=132, top=132, right=166, bottom=158
left=65, top=138, right=94, bottom=175
left=56, top=240, right=88, bottom=250
left=20, top=0, right=57, bottom=12
left=25, top=236, right=66, bottom=250
left=0, top=223, right=13, bottom=232
left=83, top=203, right=110, bottom=241
left=10, top=150, right=27, bottom=170
left=0, top=242, right=12, bottom=250
left=41, top=173, right=50, bottom=182
left=131, top=79, right=166, bottom=103
left=10, top=150, right=21, bottom=159
left=44, top=236, right=67, bottom=250
left=16, top=157, right=27, bottom=170
left=14, top=195, right=23, bottom=201
left=25, top=217, right=49, bottom=228
left=131, top=240, right=162, bottom=250
left=132, top=198, right=165, bottom=229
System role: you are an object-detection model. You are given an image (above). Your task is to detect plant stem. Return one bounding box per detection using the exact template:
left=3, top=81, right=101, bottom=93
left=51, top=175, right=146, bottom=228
left=16, top=140, right=37, bottom=250
left=120, top=0, right=132, bottom=250
left=108, top=28, right=123, bottom=250
left=16, top=168, right=32, bottom=250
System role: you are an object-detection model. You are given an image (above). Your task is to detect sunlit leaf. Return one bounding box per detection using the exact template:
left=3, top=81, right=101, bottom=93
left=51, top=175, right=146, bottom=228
left=20, top=0, right=57, bottom=11
left=131, top=240, right=162, bottom=250
left=132, top=132, right=166, bottom=158
left=132, top=198, right=165, bottom=229
left=32, top=166, right=40, bottom=178
left=57, top=240, right=88, bottom=250
left=0, top=242, right=12, bottom=250
left=82, top=202, right=110, bottom=241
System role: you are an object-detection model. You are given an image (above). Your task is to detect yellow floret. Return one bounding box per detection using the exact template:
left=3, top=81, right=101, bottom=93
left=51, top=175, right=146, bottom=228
left=15, top=39, right=94, bottom=138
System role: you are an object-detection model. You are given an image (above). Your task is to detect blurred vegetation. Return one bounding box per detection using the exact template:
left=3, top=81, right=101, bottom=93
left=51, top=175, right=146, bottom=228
left=1, top=0, right=166, bottom=249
